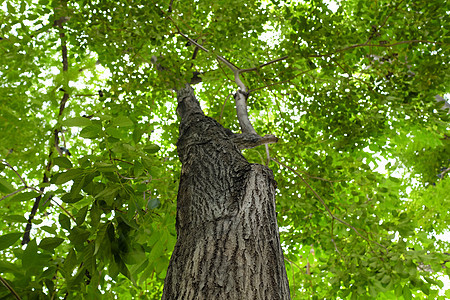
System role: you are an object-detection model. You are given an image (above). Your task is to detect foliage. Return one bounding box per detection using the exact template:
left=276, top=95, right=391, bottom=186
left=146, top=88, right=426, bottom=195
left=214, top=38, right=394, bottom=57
left=0, top=0, right=449, bottom=299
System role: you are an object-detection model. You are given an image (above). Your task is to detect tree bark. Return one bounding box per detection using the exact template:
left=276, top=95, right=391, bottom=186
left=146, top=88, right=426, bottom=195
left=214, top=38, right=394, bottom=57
left=161, top=85, right=291, bottom=300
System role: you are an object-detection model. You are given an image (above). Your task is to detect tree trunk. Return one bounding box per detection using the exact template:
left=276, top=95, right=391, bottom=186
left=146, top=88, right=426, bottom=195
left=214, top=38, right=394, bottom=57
left=161, top=85, right=291, bottom=300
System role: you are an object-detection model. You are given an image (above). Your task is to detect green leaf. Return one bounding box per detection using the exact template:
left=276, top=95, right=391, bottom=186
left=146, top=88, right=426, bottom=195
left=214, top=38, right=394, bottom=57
left=105, top=126, right=122, bottom=138
left=141, top=156, right=153, bottom=170
left=70, top=176, right=86, bottom=196
left=0, top=261, right=21, bottom=275
left=94, top=223, right=108, bottom=255
left=61, top=192, right=83, bottom=203
left=75, top=205, right=89, bottom=226
left=7, top=2, right=15, bottom=13
left=63, top=248, right=77, bottom=274
left=0, top=232, right=22, bottom=250
left=68, top=226, right=90, bottom=245
left=379, top=187, right=389, bottom=193
left=11, top=191, right=40, bottom=202
left=147, top=198, right=160, bottom=210
left=39, top=237, right=64, bottom=251
left=95, top=185, right=120, bottom=205
left=41, top=225, right=57, bottom=235
left=395, top=283, right=403, bottom=297
left=53, top=157, right=73, bottom=169
left=111, top=116, right=133, bottom=127
left=3, top=214, right=28, bottom=223
left=19, top=1, right=26, bottom=14
left=22, top=240, right=39, bottom=267
left=132, top=128, right=144, bottom=144
left=402, top=285, right=412, bottom=300
left=90, top=202, right=101, bottom=227
left=134, top=160, right=144, bottom=177
left=52, top=169, right=84, bottom=185
left=62, top=117, right=93, bottom=127
left=59, top=213, right=71, bottom=230
left=143, top=144, right=160, bottom=154
left=0, top=178, right=15, bottom=193
left=94, top=162, right=117, bottom=172
left=81, top=242, right=95, bottom=273
left=80, top=125, right=102, bottom=139
left=41, top=267, right=56, bottom=281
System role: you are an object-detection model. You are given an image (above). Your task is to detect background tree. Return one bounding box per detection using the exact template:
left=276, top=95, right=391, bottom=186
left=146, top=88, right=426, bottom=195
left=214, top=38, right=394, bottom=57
left=0, top=0, right=449, bottom=299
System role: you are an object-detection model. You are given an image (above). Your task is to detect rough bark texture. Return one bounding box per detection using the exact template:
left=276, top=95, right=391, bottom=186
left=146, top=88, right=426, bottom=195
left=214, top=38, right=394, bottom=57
left=162, top=85, right=290, bottom=300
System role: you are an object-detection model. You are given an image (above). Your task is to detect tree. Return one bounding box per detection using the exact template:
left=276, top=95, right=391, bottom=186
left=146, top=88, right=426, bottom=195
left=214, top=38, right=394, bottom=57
left=0, top=0, right=449, bottom=299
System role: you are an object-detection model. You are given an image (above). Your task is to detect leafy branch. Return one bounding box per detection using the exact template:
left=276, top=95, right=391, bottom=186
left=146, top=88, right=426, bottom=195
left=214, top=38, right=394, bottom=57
left=272, top=157, right=388, bottom=252
left=365, top=0, right=406, bottom=44
left=309, top=40, right=445, bottom=58
left=0, top=160, right=42, bottom=202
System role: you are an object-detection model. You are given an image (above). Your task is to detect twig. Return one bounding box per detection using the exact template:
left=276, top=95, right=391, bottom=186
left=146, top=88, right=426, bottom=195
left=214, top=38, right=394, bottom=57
left=51, top=199, right=76, bottom=222
left=219, top=93, right=233, bottom=123
left=0, top=275, right=21, bottom=300
left=1, top=160, right=26, bottom=186
left=0, top=187, right=27, bottom=202
left=0, top=161, right=43, bottom=202
left=284, top=257, right=303, bottom=271
left=240, top=55, right=289, bottom=73
left=272, top=157, right=388, bottom=252
left=112, top=158, right=134, bottom=165
left=310, top=40, right=444, bottom=58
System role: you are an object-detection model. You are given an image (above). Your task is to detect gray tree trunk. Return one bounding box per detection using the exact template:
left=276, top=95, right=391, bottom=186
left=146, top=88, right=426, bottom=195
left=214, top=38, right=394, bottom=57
left=161, top=85, right=291, bottom=300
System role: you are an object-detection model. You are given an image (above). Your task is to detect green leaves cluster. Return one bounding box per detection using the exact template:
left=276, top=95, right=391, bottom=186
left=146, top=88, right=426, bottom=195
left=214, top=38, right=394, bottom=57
left=0, top=0, right=449, bottom=298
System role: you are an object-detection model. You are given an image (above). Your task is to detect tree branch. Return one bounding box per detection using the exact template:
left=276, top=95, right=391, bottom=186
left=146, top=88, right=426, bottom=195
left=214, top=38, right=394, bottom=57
left=310, top=40, right=444, bottom=58
left=22, top=4, right=70, bottom=245
left=168, top=0, right=175, bottom=13
left=240, top=55, right=289, bottom=73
